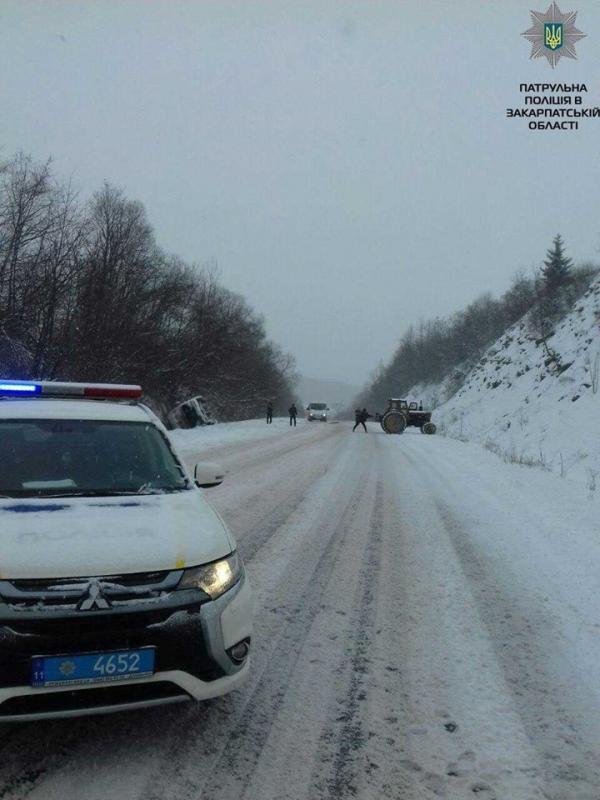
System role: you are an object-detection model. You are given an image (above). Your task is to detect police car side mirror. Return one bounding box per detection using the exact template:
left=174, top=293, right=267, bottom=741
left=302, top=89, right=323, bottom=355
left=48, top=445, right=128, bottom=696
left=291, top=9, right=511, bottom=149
left=194, top=462, right=225, bottom=488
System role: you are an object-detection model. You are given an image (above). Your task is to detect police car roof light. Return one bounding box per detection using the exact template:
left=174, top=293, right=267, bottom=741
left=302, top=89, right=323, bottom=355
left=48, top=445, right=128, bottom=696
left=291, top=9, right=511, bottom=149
left=0, top=380, right=142, bottom=400
left=83, top=385, right=142, bottom=399
left=0, top=382, right=40, bottom=394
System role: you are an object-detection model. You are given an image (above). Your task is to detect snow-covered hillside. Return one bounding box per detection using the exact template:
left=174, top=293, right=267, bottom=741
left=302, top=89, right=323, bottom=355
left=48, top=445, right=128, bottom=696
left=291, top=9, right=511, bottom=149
left=413, top=277, right=600, bottom=490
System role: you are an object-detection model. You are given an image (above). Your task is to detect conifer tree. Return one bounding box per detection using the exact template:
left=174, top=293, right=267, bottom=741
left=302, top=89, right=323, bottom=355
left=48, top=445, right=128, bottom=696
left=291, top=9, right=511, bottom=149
left=542, top=234, right=572, bottom=293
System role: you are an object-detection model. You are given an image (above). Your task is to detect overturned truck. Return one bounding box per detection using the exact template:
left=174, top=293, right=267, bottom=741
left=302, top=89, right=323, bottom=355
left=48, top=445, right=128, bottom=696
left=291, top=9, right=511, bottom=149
left=380, top=398, right=436, bottom=435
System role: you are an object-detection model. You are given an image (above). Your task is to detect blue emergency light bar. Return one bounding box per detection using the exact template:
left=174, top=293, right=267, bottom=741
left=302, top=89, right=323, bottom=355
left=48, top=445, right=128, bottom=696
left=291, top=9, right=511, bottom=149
left=0, top=380, right=142, bottom=399
left=0, top=382, right=40, bottom=394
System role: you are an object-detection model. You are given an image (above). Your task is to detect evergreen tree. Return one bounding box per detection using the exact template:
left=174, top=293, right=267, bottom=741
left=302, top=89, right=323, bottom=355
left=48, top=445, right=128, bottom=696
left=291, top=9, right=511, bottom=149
left=542, top=234, right=572, bottom=293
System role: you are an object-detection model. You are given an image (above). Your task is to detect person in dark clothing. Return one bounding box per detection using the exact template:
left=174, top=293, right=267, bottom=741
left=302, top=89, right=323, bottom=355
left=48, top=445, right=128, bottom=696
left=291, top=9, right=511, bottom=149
left=182, top=402, right=198, bottom=429
left=353, top=408, right=371, bottom=432
left=288, top=404, right=297, bottom=426
left=266, top=402, right=273, bottom=424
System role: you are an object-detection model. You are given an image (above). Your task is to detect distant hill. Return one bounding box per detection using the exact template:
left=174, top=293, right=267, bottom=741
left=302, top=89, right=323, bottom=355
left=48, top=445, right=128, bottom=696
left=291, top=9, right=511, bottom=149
left=297, top=376, right=361, bottom=410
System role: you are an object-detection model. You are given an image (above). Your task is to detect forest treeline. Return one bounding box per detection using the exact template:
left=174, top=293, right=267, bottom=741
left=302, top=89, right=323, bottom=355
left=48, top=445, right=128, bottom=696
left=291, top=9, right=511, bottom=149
left=0, top=153, right=296, bottom=420
left=358, top=235, right=598, bottom=411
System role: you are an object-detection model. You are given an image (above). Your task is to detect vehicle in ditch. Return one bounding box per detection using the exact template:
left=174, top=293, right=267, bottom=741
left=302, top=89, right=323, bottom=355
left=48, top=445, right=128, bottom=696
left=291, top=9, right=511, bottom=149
left=380, top=398, right=437, bottom=435
left=167, top=395, right=217, bottom=429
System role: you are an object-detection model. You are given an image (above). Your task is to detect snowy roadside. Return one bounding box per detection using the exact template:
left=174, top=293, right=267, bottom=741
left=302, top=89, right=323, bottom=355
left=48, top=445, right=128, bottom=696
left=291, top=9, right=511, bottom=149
left=168, top=417, right=297, bottom=456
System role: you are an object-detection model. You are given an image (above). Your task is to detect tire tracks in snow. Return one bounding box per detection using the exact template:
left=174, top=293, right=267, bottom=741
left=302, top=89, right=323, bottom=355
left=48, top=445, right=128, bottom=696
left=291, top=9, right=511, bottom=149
left=120, top=428, right=376, bottom=800
left=238, top=436, right=420, bottom=800
left=183, top=423, right=341, bottom=479
left=308, top=472, right=386, bottom=799
left=139, top=432, right=376, bottom=800
left=211, top=427, right=345, bottom=563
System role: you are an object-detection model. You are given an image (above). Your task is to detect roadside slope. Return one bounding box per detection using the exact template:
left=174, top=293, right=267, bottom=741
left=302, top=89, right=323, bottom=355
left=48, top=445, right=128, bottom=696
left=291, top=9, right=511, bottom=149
left=409, top=277, right=600, bottom=488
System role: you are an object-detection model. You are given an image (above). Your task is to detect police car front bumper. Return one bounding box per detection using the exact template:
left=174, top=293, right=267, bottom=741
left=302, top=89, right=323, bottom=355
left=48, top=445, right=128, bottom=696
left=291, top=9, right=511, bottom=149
left=0, top=575, right=252, bottom=721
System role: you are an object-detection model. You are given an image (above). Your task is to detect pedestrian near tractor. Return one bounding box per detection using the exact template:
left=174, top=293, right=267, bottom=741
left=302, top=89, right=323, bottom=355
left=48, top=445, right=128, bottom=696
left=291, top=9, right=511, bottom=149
left=288, top=404, right=297, bottom=426
left=266, top=401, right=273, bottom=424
left=352, top=407, right=371, bottom=433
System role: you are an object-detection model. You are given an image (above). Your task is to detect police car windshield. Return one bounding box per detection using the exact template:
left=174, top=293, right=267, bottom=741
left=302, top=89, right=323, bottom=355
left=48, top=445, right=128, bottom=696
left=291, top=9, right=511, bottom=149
left=0, top=420, right=188, bottom=497
left=309, top=404, right=326, bottom=410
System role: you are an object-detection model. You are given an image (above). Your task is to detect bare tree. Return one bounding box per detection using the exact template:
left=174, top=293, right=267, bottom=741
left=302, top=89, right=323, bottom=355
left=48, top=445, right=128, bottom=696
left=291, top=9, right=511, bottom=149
left=0, top=155, right=297, bottom=417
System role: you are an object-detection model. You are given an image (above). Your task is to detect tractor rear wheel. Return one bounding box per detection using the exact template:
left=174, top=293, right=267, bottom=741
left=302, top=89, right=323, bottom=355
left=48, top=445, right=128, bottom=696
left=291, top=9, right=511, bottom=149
left=382, top=411, right=407, bottom=434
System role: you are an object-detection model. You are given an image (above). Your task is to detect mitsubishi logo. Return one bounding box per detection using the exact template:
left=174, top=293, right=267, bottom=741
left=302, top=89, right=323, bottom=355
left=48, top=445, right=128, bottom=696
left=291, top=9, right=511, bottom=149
left=77, top=579, right=111, bottom=611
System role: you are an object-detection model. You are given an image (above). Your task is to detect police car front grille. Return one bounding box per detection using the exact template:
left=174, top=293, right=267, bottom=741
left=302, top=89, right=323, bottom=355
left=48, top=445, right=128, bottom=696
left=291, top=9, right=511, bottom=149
left=11, top=571, right=170, bottom=592
left=0, top=570, right=182, bottom=611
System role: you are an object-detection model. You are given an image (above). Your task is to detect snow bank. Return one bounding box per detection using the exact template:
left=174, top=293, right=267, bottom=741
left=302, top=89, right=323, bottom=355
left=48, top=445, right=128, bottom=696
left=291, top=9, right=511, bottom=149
left=169, top=417, right=294, bottom=456
left=415, top=277, right=600, bottom=489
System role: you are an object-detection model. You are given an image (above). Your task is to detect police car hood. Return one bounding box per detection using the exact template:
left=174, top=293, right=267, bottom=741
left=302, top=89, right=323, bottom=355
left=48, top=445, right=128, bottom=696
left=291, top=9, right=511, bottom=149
left=0, top=490, right=233, bottom=579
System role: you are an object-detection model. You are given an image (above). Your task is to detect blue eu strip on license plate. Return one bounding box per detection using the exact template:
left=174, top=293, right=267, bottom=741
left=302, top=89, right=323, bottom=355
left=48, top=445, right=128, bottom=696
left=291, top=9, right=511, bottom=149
left=31, top=647, right=155, bottom=688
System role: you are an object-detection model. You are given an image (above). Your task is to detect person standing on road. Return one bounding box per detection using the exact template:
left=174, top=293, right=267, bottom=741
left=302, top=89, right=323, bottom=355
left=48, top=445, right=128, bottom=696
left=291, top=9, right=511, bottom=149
left=288, top=404, right=297, bottom=427
left=352, top=407, right=371, bottom=433
left=266, top=401, right=273, bottom=424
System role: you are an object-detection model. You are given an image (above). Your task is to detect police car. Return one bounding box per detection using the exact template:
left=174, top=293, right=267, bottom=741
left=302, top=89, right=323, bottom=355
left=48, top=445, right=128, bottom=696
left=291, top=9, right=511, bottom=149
left=0, top=380, right=252, bottom=721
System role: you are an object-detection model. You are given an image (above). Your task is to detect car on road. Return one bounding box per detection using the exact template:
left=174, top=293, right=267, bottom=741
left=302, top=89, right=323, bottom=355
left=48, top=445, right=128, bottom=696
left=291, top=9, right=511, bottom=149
left=0, top=380, right=251, bottom=721
left=305, top=402, right=329, bottom=421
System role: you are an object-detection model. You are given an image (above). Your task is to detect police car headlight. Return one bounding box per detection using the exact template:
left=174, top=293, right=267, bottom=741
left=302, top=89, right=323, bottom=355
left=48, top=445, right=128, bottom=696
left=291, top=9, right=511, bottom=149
left=179, top=552, right=242, bottom=599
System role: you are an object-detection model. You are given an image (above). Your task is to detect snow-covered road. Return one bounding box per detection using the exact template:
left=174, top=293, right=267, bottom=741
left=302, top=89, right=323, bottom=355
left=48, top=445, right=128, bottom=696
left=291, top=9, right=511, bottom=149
left=2, top=421, right=600, bottom=800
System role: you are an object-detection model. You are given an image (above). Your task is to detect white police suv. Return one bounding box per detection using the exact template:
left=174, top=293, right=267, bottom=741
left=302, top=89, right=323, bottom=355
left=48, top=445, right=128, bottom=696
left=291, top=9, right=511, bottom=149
left=0, top=380, right=251, bottom=720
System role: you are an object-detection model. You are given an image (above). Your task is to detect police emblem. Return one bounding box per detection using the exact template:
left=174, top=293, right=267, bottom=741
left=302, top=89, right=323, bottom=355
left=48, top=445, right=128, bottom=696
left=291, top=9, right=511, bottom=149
left=522, top=2, right=585, bottom=67
left=59, top=660, right=76, bottom=677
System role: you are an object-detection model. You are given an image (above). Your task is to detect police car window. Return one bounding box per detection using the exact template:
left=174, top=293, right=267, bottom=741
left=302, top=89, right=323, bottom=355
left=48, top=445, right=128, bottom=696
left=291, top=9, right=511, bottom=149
left=0, top=420, right=188, bottom=497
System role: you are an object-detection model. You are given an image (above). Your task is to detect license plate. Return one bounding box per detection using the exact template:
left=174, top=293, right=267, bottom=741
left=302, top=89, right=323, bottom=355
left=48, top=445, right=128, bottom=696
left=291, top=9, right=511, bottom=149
left=31, top=647, right=155, bottom=688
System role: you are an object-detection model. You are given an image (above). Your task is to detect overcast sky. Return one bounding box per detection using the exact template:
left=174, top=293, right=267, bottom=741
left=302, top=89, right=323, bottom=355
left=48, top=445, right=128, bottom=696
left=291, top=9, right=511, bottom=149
left=2, top=0, right=600, bottom=386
